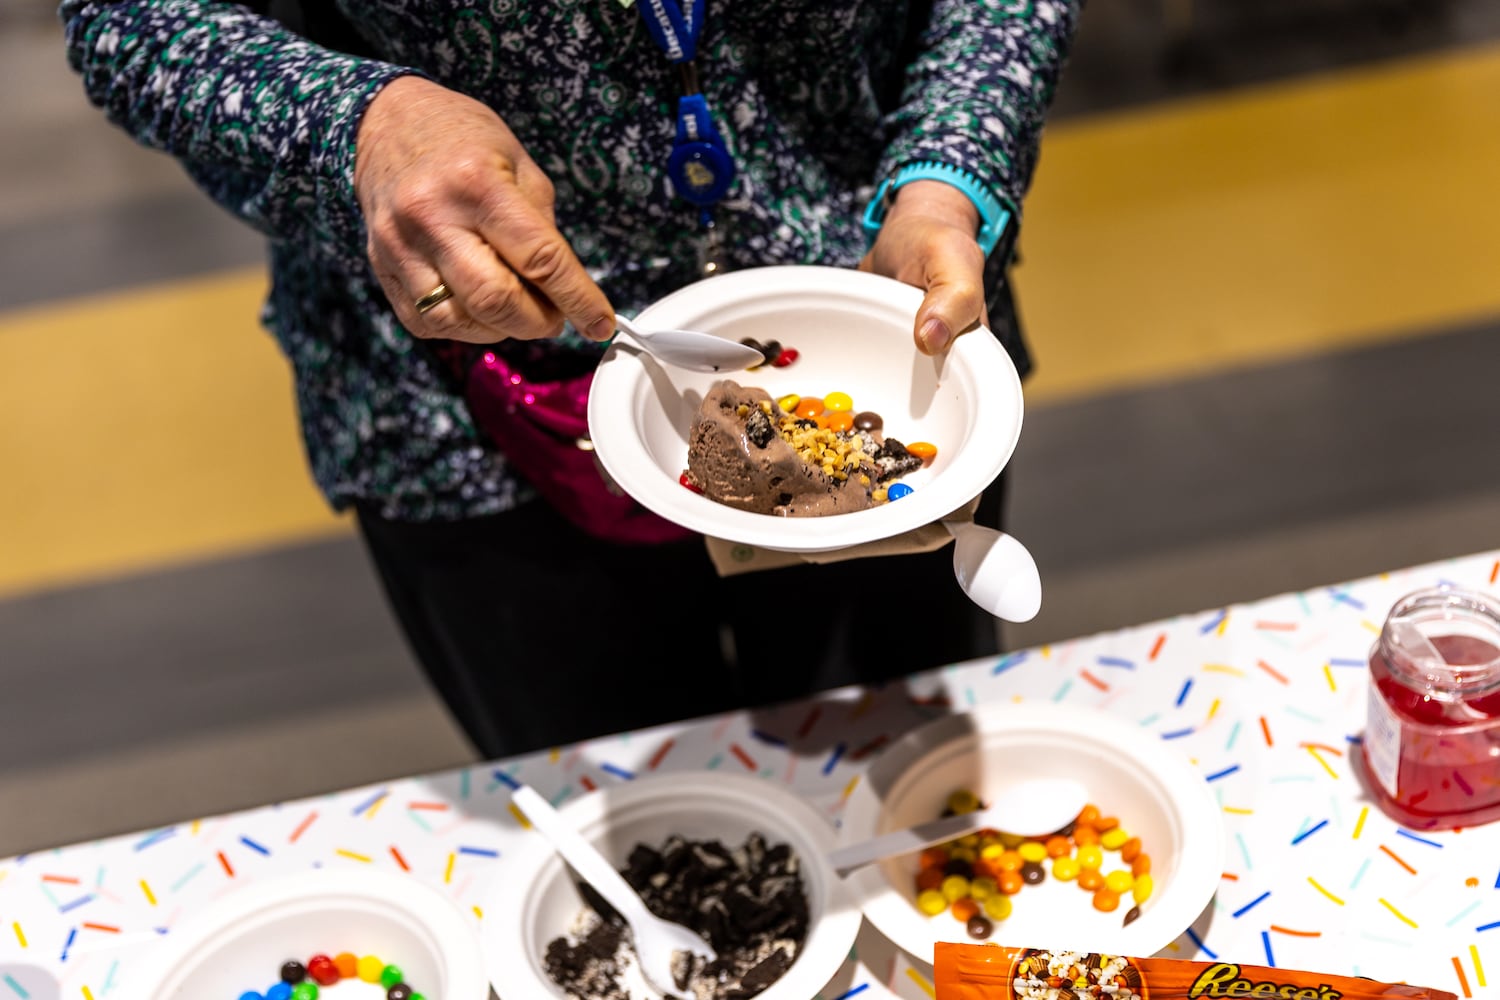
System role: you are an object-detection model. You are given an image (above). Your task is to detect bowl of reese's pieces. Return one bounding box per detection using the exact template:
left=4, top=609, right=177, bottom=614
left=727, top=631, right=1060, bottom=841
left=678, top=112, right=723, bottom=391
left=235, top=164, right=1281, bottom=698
left=587, top=265, right=1024, bottom=553
left=837, top=701, right=1227, bottom=970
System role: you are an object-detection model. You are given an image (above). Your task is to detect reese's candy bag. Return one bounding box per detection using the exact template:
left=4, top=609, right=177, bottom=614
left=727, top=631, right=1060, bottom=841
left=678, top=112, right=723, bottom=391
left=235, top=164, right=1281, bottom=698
left=934, top=942, right=1456, bottom=1000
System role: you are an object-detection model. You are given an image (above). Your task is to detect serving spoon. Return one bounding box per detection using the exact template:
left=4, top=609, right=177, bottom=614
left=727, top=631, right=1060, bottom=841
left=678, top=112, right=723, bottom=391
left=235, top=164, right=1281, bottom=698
left=826, top=777, right=1088, bottom=878
left=945, top=519, right=1043, bottom=623
left=510, top=785, right=717, bottom=995
left=612, top=313, right=766, bottom=373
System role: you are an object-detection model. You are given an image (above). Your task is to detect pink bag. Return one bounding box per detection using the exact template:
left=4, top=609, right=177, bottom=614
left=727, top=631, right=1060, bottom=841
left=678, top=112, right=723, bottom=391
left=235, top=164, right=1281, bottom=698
left=433, top=341, right=693, bottom=545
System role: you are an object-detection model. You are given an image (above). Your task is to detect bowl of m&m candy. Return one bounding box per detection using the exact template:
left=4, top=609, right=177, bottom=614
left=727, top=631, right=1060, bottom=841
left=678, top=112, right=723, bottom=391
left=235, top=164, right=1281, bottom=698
left=589, top=264, right=1024, bottom=553
left=118, top=869, right=488, bottom=1000
left=838, top=702, right=1226, bottom=966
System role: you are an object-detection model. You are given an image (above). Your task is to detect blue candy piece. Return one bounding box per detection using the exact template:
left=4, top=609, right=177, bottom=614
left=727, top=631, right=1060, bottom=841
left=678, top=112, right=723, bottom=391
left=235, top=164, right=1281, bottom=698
left=238, top=993, right=265, bottom=1000
left=266, top=984, right=293, bottom=1000
left=887, top=482, right=914, bottom=500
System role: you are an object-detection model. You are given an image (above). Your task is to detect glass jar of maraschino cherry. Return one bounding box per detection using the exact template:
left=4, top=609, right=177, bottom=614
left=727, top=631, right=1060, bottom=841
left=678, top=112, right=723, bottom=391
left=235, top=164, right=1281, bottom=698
left=1362, top=585, right=1500, bottom=830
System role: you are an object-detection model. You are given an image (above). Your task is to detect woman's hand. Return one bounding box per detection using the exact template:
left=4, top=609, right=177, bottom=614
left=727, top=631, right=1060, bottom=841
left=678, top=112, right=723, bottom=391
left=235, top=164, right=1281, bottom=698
left=354, top=76, right=615, bottom=344
left=859, top=179, right=988, bottom=355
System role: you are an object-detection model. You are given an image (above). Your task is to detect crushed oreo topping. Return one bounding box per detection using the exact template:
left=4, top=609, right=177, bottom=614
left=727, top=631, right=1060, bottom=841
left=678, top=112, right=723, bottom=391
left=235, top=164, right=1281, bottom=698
left=544, top=917, right=627, bottom=1000
left=745, top=407, right=775, bottom=448
left=543, top=832, right=810, bottom=1000
left=873, top=438, right=923, bottom=482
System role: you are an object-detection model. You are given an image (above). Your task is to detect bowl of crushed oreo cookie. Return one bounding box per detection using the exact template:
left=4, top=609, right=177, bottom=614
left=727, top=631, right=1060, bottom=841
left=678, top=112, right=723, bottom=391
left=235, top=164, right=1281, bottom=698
left=481, top=771, right=862, bottom=1000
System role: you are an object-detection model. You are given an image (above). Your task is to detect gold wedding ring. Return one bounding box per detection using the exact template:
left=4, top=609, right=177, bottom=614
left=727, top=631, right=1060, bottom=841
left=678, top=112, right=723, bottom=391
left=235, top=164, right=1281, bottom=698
left=415, top=281, right=454, bottom=314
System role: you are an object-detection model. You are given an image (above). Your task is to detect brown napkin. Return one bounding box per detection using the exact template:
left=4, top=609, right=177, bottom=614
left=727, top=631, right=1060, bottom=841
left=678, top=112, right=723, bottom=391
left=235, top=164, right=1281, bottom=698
left=703, top=495, right=981, bottom=576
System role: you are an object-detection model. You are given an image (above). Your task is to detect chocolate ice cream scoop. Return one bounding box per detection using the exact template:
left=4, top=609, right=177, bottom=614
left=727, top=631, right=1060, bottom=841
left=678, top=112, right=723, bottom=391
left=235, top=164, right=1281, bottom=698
left=685, top=381, right=876, bottom=517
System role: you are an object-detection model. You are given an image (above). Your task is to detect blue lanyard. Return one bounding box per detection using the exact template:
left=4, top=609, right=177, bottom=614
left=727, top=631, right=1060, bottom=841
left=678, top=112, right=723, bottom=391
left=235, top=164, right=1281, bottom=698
left=635, top=0, right=735, bottom=213
left=637, top=0, right=705, bottom=62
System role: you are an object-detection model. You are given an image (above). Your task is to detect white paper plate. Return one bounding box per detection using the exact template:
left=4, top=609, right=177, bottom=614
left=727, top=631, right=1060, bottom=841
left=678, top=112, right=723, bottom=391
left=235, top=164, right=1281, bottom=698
left=482, top=772, right=862, bottom=1000
left=119, top=869, right=489, bottom=1000
left=588, top=265, right=1023, bottom=552
left=838, top=702, right=1227, bottom=965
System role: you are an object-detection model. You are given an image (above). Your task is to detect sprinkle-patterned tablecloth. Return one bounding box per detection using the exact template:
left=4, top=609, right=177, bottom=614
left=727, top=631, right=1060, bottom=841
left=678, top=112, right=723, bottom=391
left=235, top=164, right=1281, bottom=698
left=4, top=551, right=1500, bottom=1000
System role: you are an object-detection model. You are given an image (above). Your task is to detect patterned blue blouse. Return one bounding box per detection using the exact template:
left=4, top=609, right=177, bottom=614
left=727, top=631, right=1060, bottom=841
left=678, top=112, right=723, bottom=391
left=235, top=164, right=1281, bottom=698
left=61, top=0, right=1081, bottom=520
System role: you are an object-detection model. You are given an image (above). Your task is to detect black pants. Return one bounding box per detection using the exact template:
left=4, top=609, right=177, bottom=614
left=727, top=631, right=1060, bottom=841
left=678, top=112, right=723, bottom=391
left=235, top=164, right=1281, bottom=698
left=357, top=481, right=1007, bottom=761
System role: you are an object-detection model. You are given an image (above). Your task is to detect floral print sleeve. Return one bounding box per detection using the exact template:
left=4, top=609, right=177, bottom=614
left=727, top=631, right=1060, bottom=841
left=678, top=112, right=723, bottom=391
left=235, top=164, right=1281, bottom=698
left=59, top=0, right=414, bottom=276
left=880, top=0, right=1083, bottom=221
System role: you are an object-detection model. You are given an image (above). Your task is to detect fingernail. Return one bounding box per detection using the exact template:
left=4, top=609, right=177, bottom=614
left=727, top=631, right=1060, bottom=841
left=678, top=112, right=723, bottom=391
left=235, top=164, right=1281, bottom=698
left=587, top=316, right=615, bottom=342
left=920, top=317, right=951, bottom=353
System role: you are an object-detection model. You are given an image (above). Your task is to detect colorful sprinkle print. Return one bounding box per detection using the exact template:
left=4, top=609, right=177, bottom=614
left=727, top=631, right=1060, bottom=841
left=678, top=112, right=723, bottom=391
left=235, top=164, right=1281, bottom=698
left=1, top=552, right=1498, bottom=998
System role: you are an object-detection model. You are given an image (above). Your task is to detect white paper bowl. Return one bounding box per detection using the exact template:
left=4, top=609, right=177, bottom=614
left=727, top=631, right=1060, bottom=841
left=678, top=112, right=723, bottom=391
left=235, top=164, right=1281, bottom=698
left=839, top=702, right=1226, bottom=966
left=119, top=869, right=489, bottom=1000
left=588, top=265, right=1023, bottom=552
left=483, top=772, right=861, bottom=1000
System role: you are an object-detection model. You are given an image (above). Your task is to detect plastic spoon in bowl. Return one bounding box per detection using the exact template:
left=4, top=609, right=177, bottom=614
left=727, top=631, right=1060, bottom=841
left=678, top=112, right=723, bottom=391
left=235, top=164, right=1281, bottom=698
left=613, top=313, right=766, bottom=373
left=826, top=777, right=1088, bottom=878
left=510, top=785, right=716, bottom=995
left=945, top=519, right=1042, bottom=624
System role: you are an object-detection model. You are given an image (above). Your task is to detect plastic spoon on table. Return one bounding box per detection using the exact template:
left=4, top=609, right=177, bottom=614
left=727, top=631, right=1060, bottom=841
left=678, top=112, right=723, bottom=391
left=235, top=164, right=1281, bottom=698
left=510, top=785, right=716, bottom=995
left=944, top=518, right=1043, bottom=623
left=612, top=313, right=766, bottom=373
left=826, top=777, right=1088, bottom=878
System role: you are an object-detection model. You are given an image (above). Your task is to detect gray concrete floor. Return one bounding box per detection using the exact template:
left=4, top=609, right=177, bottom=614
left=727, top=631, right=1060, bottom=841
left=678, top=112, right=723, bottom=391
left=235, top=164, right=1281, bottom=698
left=3, top=0, right=1500, bottom=857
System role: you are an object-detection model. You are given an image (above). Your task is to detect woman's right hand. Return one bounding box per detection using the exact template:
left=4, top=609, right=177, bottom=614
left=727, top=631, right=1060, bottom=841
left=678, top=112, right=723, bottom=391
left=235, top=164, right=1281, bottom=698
left=353, top=76, right=615, bottom=344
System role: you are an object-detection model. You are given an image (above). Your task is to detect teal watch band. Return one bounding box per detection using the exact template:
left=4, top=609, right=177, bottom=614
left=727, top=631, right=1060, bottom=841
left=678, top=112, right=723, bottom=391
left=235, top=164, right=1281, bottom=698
left=861, top=162, right=1011, bottom=257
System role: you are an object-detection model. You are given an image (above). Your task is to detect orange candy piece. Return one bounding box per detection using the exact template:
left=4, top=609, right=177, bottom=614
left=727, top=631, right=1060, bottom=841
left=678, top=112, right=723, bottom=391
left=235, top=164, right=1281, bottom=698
left=1095, top=815, right=1120, bottom=833
left=1077, top=804, right=1100, bottom=826
left=1076, top=869, right=1104, bottom=891
left=1132, top=854, right=1152, bottom=877
left=1072, top=825, right=1099, bottom=847
left=1120, top=837, right=1142, bottom=862
left=1092, top=888, right=1121, bottom=912
left=951, top=898, right=980, bottom=922
left=916, top=867, right=946, bottom=892
left=826, top=411, right=855, bottom=433
left=333, top=954, right=359, bottom=980
left=920, top=847, right=949, bottom=870
left=906, top=441, right=938, bottom=465
left=1045, top=836, right=1071, bottom=858
left=995, top=850, right=1024, bottom=872
left=794, top=397, right=824, bottom=420
left=998, top=871, right=1024, bottom=895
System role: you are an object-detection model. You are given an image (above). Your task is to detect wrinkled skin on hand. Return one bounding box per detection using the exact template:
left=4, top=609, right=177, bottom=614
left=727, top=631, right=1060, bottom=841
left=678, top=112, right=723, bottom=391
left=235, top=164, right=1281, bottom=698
left=354, top=76, right=615, bottom=345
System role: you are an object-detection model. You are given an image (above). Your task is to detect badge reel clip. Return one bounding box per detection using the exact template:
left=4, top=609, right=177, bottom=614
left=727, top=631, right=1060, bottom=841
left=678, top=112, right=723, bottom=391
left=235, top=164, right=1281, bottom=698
left=667, top=62, right=734, bottom=274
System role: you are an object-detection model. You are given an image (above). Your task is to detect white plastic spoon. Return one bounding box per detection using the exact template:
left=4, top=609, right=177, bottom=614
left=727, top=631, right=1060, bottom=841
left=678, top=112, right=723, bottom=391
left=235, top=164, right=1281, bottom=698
left=510, top=785, right=717, bottom=995
left=945, top=519, right=1042, bottom=623
left=613, top=313, right=766, bottom=373
left=826, top=777, right=1088, bottom=878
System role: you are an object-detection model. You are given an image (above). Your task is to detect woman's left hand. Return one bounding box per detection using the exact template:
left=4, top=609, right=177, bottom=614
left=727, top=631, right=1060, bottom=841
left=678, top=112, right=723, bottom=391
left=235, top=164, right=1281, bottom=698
left=858, top=179, right=987, bottom=355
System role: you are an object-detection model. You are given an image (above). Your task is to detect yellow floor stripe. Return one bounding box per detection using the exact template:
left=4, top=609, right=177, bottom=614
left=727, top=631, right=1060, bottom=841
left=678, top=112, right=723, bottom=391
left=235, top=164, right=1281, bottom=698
left=1016, top=42, right=1500, bottom=402
left=0, top=272, right=347, bottom=599
left=3, top=43, right=1500, bottom=595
